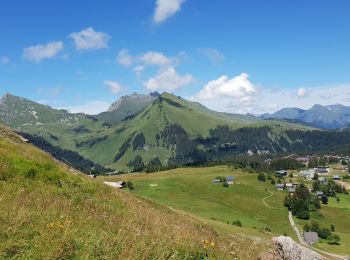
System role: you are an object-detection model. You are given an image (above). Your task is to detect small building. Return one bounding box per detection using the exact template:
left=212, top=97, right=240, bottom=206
left=292, top=182, right=299, bottom=187
left=286, top=183, right=293, bottom=188
left=315, top=167, right=328, bottom=174
left=213, top=179, right=221, bottom=184
left=226, top=176, right=235, bottom=184
left=275, top=170, right=288, bottom=178
left=103, top=181, right=126, bottom=189
left=299, top=169, right=315, bottom=180
left=87, top=174, right=97, bottom=178
left=276, top=183, right=285, bottom=191
left=333, top=175, right=341, bottom=181
left=304, top=231, right=319, bottom=245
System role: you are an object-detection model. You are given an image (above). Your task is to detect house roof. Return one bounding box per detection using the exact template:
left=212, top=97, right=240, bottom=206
left=333, top=175, right=340, bottom=179
left=276, top=184, right=285, bottom=188
left=304, top=232, right=318, bottom=244
left=316, top=191, right=324, bottom=196
left=288, top=188, right=295, bottom=193
left=226, top=176, right=235, bottom=181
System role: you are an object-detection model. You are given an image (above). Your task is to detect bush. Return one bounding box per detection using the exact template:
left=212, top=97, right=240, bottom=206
left=257, top=173, right=266, bottom=182
left=327, top=234, right=340, bottom=245
left=25, top=168, right=37, bottom=179
left=232, top=220, right=242, bottom=227
left=330, top=224, right=335, bottom=232
left=296, top=210, right=309, bottom=220
left=321, top=195, right=328, bottom=204
left=264, top=226, right=271, bottom=232
left=271, top=179, right=275, bottom=185
left=126, top=181, right=134, bottom=190
left=222, top=182, right=229, bottom=187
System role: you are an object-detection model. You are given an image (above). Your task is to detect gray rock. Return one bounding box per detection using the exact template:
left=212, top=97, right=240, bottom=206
left=272, top=236, right=322, bottom=260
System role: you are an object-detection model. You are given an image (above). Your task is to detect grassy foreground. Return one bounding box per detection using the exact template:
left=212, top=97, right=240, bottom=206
left=0, top=125, right=269, bottom=259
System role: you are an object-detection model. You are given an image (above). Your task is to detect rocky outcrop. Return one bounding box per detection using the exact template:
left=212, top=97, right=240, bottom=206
left=259, top=236, right=322, bottom=260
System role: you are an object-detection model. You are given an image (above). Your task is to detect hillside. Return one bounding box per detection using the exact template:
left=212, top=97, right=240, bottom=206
left=0, top=124, right=268, bottom=259
left=261, top=104, right=350, bottom=130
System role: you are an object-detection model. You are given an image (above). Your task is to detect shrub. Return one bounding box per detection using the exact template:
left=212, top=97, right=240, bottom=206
left=327, top=234, right=340, bottom=245
left=126, top=181, right=134, bottom=190
left=264, top=226, right=271, bottom=232
left=222, top=182, right=229, bottom=187
left=330, top=224, right=335, bottom=232
left=321, top=195, right=328, bottom=204
left=296, top=210, right=309, bottom=220
left=25, top=168, right=37, bottom=179
left=232, top=220, right=242, bottom=227
left=257, top=173, right=266, bottom=182
left=271, top=179, right=275, bottom=185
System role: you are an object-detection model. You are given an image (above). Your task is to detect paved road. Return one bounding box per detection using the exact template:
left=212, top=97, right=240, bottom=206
left=288, top=211, right=349, bottom=260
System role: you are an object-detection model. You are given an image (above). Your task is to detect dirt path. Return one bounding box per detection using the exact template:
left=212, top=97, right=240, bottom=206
left=336, top=180, right=350, bottom=190
left=288, top=211, right=349, bottom=260
left=262, top=189, right=285, bottom=209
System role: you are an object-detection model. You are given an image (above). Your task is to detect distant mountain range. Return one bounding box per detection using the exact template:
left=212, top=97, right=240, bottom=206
left=1, top=92, right=350, bottom=171
left=260, top=104, right=350, bottom=130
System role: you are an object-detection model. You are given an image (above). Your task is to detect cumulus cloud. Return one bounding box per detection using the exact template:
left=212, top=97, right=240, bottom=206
left=140, top=51, right=172, bottom=66
left=296, top=87, right=309, bottom=98
left=69, top=27, right=109, bottom=50
left=116, top=49, right=133, bottom=66
left=194, top=73, right=258, bottom=101
left=197, top=48, right=225, bottom=65
left=116, top=49, right=175, bottom=68
left=104, top=80, right=123, bottom=94
left=153, top=0, right=186, bottom=24
left=144, top=66, right=194, bottom=91
left=1, top=56, right=9, bottom=64
left=23, top=41, right=64, bottom=62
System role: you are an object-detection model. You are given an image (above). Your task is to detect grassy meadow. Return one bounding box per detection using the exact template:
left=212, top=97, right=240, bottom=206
left=101, top=166, right=295, bottom=239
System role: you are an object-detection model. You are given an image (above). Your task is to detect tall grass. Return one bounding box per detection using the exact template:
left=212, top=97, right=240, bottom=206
left=0, top=126, right=269, bottom=259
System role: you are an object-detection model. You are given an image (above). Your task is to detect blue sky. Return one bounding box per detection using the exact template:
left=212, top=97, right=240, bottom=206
left=1, top=0, right=350, bottom=114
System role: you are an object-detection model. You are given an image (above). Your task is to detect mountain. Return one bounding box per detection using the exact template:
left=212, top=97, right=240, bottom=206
left=261, top=104, right=350, bottom=130
left=0, top=123, right=249, bottom=259
left=0, top=93, right=98, bottom=129
left=96, top=93, right=157, bottom=124
left=3, top=92, right=350, bottom=172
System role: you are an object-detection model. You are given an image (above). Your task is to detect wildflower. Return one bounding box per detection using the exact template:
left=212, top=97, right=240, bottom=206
left=204, top=240, right=209, bottom=244
left=211, top=242, right=215, bottom=247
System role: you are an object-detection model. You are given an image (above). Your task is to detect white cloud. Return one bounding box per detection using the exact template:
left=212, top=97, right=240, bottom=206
left=69, top=27, right=109, bottom=50
left=133, top=65, right=144, bottom=76
left=116, top=49, right=133, bottom=66
left=197, top=48, right=225, bottom=65
left=194, top=73, right=258, bottom=101
left=153, top=0, right=186, bottom=24
left=116, top=49, right=175, bottom=68
left=140, top=51, right=172, bottom=66
left=296, top=87, right=309, bottom=98
left=57, top=101, right=110, bottom=115
left=104, top=80, right=123, bottom=94
left=1, top=56, right=10, bottom=64
left=23, top=41, right=64, bottom=62
left=144, top=66, right=194, bottom=91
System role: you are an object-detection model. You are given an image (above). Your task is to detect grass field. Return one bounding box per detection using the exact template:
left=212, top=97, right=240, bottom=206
left=101, top=165, right=350, bottom=257
left=101, top=166, right=295, bottom=239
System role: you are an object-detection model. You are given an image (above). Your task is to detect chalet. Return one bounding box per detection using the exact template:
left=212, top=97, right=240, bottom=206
left=275, top=170, right=287, bottom=178
left=286, top=183, right=293, bottom=188
left=315, top=167, right=328, bottom=174
left=276, top=183, right=285, bottom=191
left=226, top=176, right=235, bottom=184
left=333, top=175, right=341, bottom=181
left=303, top=231, right=319, bottom=245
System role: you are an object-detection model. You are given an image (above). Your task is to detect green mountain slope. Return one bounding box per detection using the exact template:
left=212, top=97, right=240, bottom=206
left=0, top=124, right=266, bottom=259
